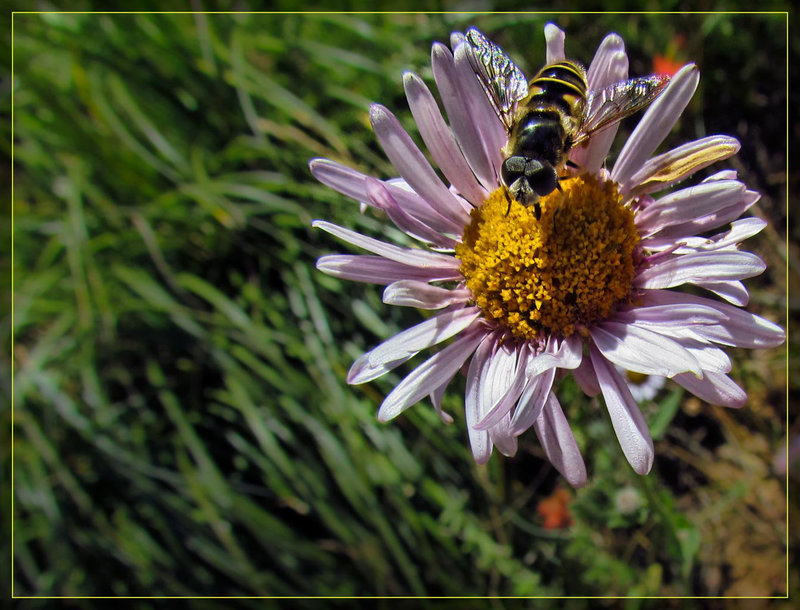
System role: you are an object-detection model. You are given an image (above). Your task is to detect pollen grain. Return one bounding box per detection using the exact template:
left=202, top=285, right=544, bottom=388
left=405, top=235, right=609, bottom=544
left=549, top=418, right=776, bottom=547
left=455, top=174, right=638, bottom=340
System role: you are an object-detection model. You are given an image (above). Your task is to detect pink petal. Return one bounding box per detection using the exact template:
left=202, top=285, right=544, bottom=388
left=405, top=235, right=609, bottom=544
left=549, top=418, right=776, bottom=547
left=590, top=344, right=654, bottom=475
left=591, top=321, right=702, bottom=377
left=382, top=280, right=471, bottom=309
left=703, top=169, right=738, bottom=182
left=312, top=220, right=459, bottom=269
left=449, top=30, right=465, bottom=50
left=533, top=394, right=587, bottom=488
left=403, top=71, right=488, bottom=206
left=674, top=340, right=731, bottom=374
left=573, top=356, right=601, bottom=397
left=614, top=304, right=726, bottom=326
left=316, top=254, right=461, bottom=284
left=702, top=218, right=767, bottom=250
left=640, top=217, right=766, bottom=254
left=453, top=42, right=506, bottom=179
left=510, top=367, right=557, bottom=436
left=649, top=190, right=761, bottom=241
left=348, top=307, right=481, bottom=384
left=430, top=381, right=454, bottom=424
left=612, top=307, right=731, bottom=373
left=612, top=64, right=699, bottom=190
left=635, top=251, right=766, bottom=288
left=695, top=280, right=749, bottom=306
left=625, top=135, right=740, bottom=198
left=431, top=43, right=496, bottom=190
left=637, top=290, right=785, bottom=348
left=635, top=179, right=746, bottom=236
left=570, top=34, right=628, bottom=173
left=555, top=334, right=584, bottom=370
left=309, top=157, right=371, bottom=204
left=309, top=158, right=458, bottom=235
left=544, top=23, right=566, bottom=63
left=365, top=178, right=456, bottom=247
left=672, top=371, right=747, bottom=408
left=489, top=414, right=518, bottom=457
left=370, top=104, right=471, bottom=228
left=378, top=328, right=486, bottom=422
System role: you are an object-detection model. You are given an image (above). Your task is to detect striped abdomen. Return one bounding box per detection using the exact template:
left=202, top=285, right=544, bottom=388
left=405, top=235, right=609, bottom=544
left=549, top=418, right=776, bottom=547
left=505, top=60, right=588, bottom=166
left=526, top=60, right=588, bottom=118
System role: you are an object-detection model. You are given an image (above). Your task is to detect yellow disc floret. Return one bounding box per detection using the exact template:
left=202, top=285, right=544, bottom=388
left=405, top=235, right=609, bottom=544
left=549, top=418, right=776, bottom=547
left=455, top=174, right=638, bottom=340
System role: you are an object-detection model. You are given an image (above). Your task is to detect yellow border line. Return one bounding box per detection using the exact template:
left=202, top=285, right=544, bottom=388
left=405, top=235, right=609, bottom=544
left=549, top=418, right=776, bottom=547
left=10, top=9, right=14, bottom=600
left=784, top=10, right=790, bottom=602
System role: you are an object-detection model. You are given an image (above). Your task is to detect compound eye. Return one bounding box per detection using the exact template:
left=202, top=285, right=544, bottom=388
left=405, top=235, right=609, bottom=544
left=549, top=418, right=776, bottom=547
left=501, top=156, right=526, bottom=184
left=527, top=162, right=558, bottom=197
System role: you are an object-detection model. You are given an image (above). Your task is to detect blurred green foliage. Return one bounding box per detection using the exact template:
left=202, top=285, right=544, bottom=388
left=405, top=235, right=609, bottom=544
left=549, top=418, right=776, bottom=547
left=7, top=9, right=791, bottom=601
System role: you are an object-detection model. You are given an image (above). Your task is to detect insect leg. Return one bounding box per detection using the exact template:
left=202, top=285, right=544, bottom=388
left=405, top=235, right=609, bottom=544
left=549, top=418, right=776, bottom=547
left=503, top=187, right=513, bottom=215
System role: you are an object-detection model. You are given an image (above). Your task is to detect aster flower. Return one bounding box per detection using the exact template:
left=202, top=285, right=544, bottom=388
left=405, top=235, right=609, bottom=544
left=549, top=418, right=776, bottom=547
left=310, top=24, right=785, bottom=487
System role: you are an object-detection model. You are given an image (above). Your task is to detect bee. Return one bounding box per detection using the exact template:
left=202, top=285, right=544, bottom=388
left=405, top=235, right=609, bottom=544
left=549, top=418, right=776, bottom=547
left=465, top=27, right=671, bottom=217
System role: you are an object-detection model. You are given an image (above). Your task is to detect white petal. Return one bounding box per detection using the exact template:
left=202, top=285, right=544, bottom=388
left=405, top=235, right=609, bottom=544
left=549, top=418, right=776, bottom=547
left=382, top=280, right=471, bottom=309
left=635, top=179, right=746, bottom=236
left=316, top=254, right=461, bottom=284
left=348, top=307, right=481, bottom=384
left=672, top=371, right=746, bottom=408
left=695, top=280, right=749, bottom=306
left=533, top=394, right=587, bottom=488
left=591, top=321, right=702, bottom=377
left=635, top=251, right=766, bottom=289
left=573, top=356, right=601, bottom=397
left=637, top=290, right=785, bottom=349
left=378, top=328, right=486, bottom=421
left=312, top=220, right=459, bottom=269
left=544, top=23, right=566, bottom=63
left=510, top=367, right=556, bottom=436
left=465, top=334, right=497, bottom=464
left=590, top=344, right=654, bottom=475
left=474, top=345, right=528, bottom=431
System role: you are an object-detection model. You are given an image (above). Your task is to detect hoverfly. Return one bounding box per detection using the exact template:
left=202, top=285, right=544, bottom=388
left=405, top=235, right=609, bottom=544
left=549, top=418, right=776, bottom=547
left=465, top=27, right=671, bottom=217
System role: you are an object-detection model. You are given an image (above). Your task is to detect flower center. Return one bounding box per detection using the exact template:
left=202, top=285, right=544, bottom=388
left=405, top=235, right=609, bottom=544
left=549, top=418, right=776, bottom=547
left=455, top=174, right=639, bottom=340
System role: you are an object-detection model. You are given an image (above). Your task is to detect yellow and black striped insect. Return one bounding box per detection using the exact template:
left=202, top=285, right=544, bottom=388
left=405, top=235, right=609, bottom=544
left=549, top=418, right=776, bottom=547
left=466, top=28, right=671, bottom=217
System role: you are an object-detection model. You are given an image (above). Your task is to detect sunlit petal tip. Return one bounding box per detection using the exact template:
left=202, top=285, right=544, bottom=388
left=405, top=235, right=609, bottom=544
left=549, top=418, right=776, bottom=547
left=544, top=23, right=566, bottom=63
left=431, top=40, right=452, bottom=64
left=368, top=103, right=389, bottom=126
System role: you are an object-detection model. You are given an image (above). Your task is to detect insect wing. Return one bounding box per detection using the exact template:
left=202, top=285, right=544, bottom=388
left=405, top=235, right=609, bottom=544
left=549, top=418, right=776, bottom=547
left=465, top=27, right=529, bottom=133
left=573, top=74, right=671, bottom=145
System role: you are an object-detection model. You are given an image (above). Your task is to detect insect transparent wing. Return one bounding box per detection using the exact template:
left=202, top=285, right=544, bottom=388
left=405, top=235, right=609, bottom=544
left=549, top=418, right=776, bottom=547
left=574, top=74, right=671, bottom=146
left=465, top=27, right=529, bottom=133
